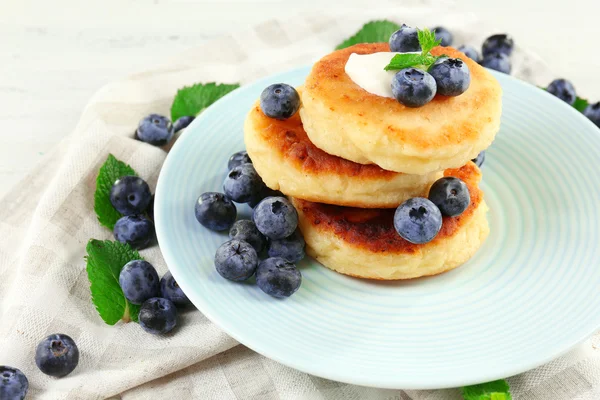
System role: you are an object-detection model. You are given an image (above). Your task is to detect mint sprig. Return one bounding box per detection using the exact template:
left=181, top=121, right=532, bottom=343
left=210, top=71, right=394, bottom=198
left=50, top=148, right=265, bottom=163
left=460, top=379, right=512, bottom=400
left=385, top=27, right=444, bottom=71
left=94, top=154, right=137, bottom=230
left=573, top=96, right=589, bottom=113
left=171, top=82, right=240, bottom=121
left=86, top=240, right=143, bottom=324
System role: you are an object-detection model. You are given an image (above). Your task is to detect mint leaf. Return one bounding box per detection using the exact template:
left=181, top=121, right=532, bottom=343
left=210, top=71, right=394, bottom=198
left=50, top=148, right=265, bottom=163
left=171, top=82, right=240, bottom=121
left=384, top=28, right=443, bottom=71
left=335, top=20, right=400, bottom=50
left=574, top=96, right=589, bottom=113
left=94, top=154, right=137, bottom=230
left=460, top=379, right=512, bottom=400
left=417, top=28, right=442, bottom=54
left=384, top=53, right=437, bottom=71
left=86, top=240, right=143, bottom=324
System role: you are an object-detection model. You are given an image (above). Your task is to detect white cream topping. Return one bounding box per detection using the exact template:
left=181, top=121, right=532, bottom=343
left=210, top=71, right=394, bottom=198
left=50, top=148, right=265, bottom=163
left=344, top=52, right=419, bottom=98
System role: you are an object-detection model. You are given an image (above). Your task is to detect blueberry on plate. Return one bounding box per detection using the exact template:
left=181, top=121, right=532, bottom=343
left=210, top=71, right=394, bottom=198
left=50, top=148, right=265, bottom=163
left=389, top=24, right=421, bottom=52
left=229, top=219, right=267, bottom=253
left=428, top=58, right=470, bottom=96
left=136, top=114, right=174, bottom=146
left=481, top=52, right=511, bottom=74
left=472, top=151, right=485, bottom=167
left=214, top=239, right=258, bottom=281
left=139, top=298, right=177, bottom=335
left=119, top=260, right=160, bottom=305
left=253, top=196, right=298, bottom=240
left=114, top=215, right=154, bottom=249
left=110, top=176, right=152, bottom=216
left=394, top=197, right=442, bottom=244
left=260, top=83, right=300, bottom=120
left=428, top=177, right=470, bottom=217
left=584, top=102, right=600, bottom=127
left=227, top=150, right=252, bottom=171
left=433, top=26, right=453, bottom=46
left=256, top=257, right=302, bottom=298
left=546, top=79, right=577, bottom=106
left=223, top=163, right=265, bottom=203
left=391, top=68, right=437, bottom=108
left=173, top=116, right=195, bottom=133
left=195, top=192, right=237, bottom=231
left=457, top=45, right=481, bottom=63
left=160, top=271, right=191, bottom=307
left=0, top=366, right=28, bottom=400
left=482, top=34, right=514, bottom=57
left=268, top=230, right=306, bottom=263
left=35, top=334, right=79, bottom=378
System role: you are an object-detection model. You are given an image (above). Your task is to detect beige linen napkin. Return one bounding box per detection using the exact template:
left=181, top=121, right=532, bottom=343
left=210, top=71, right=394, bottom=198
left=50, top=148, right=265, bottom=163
left=2, top=4, right=600, bottom=399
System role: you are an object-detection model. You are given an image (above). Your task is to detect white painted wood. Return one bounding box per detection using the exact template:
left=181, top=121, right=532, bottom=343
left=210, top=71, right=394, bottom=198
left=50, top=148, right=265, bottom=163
left=1, top=0, right=598, bottom=198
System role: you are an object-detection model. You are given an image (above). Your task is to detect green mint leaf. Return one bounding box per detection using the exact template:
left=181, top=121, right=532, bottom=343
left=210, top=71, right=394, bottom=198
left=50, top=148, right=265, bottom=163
left=94, top=154, right=137, bottom=230
left=85, top=239, right=143, bottom=324
left=418, top=28, right=442, bottom=55
left=335, top=20, right=400, bottom=50
left=171, top=82, right=240, bottom=121
left=460, top=379, right=512, bottom=400
left=384, top=53, right=437, bottom=71
left=573, top=96, right=589, bottom=113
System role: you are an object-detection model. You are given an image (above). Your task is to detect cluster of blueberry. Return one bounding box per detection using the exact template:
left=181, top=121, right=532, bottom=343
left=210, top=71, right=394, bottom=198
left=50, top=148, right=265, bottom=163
left=119, top=261, right=191, bottom=334
left=196, top=155, right=305, bottom=298
left=394, top=176, right=472, bottom=244
left=194, top=86, right=306, bottom=298
left=545, top=79, right=600, bottom=127
left=135, top=114, right=195, bottom=147
left=1, top=334, right=80, bottom=399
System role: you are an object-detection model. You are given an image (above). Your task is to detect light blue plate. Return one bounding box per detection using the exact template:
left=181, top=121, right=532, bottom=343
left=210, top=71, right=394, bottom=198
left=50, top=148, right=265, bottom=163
left=155, top=66, right=600, bottom=389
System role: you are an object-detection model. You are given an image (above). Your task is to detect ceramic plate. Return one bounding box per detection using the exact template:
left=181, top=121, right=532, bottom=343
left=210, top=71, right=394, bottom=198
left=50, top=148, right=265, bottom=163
left=155, top=66, right=600, bottom=389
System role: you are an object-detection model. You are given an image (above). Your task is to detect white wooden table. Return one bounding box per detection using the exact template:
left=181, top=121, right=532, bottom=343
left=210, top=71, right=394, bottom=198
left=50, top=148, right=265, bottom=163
left=1, top=0, right=598, bottom=198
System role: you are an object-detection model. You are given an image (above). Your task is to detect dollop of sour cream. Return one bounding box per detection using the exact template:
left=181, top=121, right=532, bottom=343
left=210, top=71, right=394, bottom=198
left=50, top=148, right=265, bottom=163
left=344, top=52, right=419, bottom=98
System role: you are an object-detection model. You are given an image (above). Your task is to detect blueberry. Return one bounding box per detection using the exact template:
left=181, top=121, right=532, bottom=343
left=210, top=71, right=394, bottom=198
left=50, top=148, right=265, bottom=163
left=0, top=366, right=28, bottom=400
left=248, top=187, right=284, bottom=208
left=214, top=239, right=258, bottom=281
left=139, top=298, right=177, bottom=335
left=195, top=192, right=237, bottom=231
left=481, top=52, right=511, bottom=74
left=389, top=24, right=421, bottom=52
left=173, top=116, right=195, bottom=133
left=546, top=79, right=577, bottom=106
left=428, top=177, right=470, bottom=217
left=227, top=150, right=252, bottom=171
left=428, top=58, right=470, bottom=97
left=482, top=34, right=514, bottom=57
left=114, top=215, right=154, bottom=249
left=160, top=271, right=191, bottom=307
left=136, top=114, right=174, bottom=146
left=472, top=151, right=485, bottom=167
left=253, top=196, right=298, bottom=240
left=584, top=102, right=600, bottom=127
left=394, top=197, right=442, bottom=244
left=457, top=45, right=481, bottom=63
left=391, top=68, right=437, bottom=108
left=119, top=260, right=160, bottom=305
left=229, top=219, right=267, bottom=252
left=35, top=334, right=79, bottom=378
left=433, top=26, right=453, bottom=46
left=256, top=257, right=302, bottom=298
left=110, top=176, right=152, bottom=216
left=223, top=163, right=265, bottom=203
left=260, top=84, right=300, bottom=120
left=268, top=230, right=305, bottom=263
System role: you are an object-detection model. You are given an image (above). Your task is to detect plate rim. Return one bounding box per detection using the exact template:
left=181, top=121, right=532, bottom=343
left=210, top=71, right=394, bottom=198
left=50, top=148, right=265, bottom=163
left=155, top=65, right=600, bottom=389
